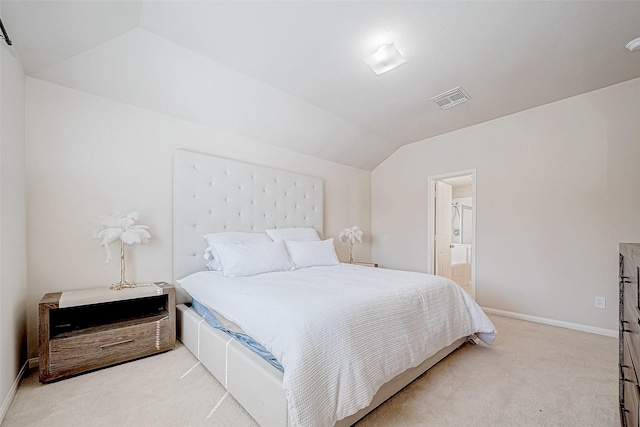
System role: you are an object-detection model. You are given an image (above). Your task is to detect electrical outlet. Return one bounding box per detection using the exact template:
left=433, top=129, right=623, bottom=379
left=595, top=296, right=606, bottom=309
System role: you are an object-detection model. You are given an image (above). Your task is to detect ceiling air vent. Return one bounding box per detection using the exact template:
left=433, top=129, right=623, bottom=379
left=429, top=86, right=471, bottom=110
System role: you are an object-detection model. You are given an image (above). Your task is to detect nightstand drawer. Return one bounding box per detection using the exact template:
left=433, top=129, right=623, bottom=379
left=48, top=315, right=172, bottom=379
left=621, top=245, right=640, bottom=427
left=624, top=340, right=639, bottom=387
left=39, top=284, right=176, bottom=382
left=624, top=377, right=640, bottom=427
left=624, top=291, right=640, bottom=364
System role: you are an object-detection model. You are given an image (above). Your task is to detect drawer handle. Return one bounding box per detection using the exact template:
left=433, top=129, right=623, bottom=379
left=620, top=365, right=637, bottom=385
left=622, top=374, right=635, bottom=384
left=100, top=339, right=134, bottom=349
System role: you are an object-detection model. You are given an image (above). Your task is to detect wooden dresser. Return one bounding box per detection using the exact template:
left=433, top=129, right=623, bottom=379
left=620, top=243, right=640, bottom=426
left=39, top=283, right=175, bottom=382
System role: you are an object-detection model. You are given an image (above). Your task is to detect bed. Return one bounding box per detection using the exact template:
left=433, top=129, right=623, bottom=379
left=172, top=149, right=496, bottom=426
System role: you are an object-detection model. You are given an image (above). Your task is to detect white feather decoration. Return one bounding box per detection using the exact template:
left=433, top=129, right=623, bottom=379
left=339, top=226, right=363, bottom=263
left=338, top=226, right=363, bottom=246
left=93, top=212, right=151, bottom=263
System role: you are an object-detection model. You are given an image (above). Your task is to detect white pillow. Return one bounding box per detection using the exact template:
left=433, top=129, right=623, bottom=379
left=214, top=240, right=294, bottom=277
left=203, top=232, right=272, bottom=271
left=266, top=227, right=320, bottom=242
left=285, top=238, right=339, bottom=269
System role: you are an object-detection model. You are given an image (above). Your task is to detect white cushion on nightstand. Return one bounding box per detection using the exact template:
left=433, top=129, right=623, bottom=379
left=58, top=284, right=164, bottom=308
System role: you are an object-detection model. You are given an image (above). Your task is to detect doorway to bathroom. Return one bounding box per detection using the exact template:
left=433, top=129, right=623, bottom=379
left=427, top=170, right=476, bottom=299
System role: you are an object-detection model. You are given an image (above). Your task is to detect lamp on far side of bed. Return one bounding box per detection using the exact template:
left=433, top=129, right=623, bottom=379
left=339, top=226, right=363, bottom=264
left=93, top=211, right=151, bottom=290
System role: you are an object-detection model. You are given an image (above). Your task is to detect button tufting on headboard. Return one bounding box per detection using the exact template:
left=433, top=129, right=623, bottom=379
left=173, top=150, right=323, bottom=281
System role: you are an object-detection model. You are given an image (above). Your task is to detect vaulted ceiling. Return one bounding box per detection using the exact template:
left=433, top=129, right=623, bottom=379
left=3, top=1, right=640, bottom=170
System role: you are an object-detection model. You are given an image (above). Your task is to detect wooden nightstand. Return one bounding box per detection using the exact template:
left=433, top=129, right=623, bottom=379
left=355, top=262, right=379, bottom=268
left=39, top=283, right=175, bottom=383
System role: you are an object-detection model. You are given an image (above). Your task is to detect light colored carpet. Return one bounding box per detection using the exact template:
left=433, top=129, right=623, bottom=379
left=2, top=315, right=618, bottom=426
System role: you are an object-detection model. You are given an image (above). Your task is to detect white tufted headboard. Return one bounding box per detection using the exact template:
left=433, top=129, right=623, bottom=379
left=173, top=150, right=324, bottom=281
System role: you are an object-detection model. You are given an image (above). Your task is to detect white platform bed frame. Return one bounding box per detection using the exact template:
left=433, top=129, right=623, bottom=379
left=172, top=150, right=465, bottom=426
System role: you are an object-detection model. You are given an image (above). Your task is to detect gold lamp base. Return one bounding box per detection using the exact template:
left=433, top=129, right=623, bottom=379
left=110, top=241, right=136, bottom=291
left=110, top=281, right=137, bottom=291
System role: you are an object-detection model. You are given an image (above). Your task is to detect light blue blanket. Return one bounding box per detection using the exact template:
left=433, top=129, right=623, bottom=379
left=191, top=298, right=283, bottom=372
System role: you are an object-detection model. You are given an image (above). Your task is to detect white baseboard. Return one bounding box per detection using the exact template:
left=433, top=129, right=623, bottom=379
left=482, top=307, right=618, bottom=338
left=0, top=359, right=29, bottom=425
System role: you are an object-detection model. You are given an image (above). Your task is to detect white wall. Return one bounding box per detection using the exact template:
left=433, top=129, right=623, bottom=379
left=0, top=19, right=27, bottom=421
left=372, top=78, right=640, bottom=331
left=33, top=28, right=394, bottom=171
left=25, top=78, right=372, bottom=357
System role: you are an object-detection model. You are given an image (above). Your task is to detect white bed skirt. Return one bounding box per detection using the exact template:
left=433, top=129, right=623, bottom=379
left=176, top=303, right=466, bottom=426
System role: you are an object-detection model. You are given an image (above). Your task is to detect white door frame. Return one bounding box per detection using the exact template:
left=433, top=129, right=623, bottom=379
left=427, top=169, right=477, bottom=299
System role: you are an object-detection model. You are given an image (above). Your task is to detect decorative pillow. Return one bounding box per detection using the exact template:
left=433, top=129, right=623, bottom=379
left=285, top=238, right=339, bottom=269
left=203, top=231, right=272, bottom=271
left=266, top=227, right=320, bottom=242
left=214, top=240, right=294, bottom=277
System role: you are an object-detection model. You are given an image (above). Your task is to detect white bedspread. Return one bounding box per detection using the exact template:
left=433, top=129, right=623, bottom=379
left=178, top=264, right=497, bottom=427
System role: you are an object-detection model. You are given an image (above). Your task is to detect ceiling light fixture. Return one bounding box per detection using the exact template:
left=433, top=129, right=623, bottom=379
left=627, top=37, right=640, bottom=52
left=362, top=43, right=406, bottom=76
